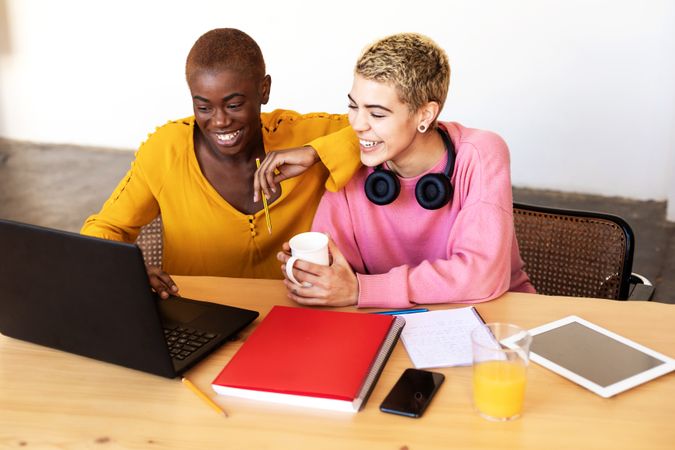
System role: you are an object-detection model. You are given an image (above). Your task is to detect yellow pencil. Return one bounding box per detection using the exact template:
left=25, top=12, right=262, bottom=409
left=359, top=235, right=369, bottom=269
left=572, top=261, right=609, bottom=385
left=181, top=377, right=228, bottom=417
left=255, top=158, right=273, bottom=235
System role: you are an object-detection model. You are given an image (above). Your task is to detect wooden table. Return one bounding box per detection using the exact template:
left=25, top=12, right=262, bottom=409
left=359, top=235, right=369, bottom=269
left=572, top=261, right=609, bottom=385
left=1, top=276, right=673, bottom=449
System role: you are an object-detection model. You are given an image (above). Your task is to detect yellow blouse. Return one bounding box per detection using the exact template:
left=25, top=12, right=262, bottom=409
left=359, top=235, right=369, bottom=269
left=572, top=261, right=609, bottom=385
left=80, top=110, right=360, bottom=279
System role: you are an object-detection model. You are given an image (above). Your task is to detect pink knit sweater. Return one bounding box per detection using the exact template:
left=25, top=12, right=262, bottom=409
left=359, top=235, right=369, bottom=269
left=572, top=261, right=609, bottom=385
left=312, top=122, right=535, bottom=308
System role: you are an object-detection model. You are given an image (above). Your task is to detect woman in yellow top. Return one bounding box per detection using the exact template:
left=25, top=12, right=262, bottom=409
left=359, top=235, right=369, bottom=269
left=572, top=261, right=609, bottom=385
left=81, top=28, right=359, bottom=298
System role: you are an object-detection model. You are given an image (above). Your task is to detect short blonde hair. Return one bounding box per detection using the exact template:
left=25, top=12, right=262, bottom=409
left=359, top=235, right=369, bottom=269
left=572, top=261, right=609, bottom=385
left=355, top=33, right=450, bottom=115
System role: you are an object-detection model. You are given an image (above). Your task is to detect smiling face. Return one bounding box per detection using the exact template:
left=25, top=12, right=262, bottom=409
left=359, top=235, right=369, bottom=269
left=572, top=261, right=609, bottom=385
left=189, top=69, right=270, bottom=158
left=348, top=74, right=422, bottom=169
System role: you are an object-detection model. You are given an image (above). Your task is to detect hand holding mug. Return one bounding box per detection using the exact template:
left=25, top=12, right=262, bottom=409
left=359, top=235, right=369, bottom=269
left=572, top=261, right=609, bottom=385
left=278, top=232, right=358, bottom=306
left=284, top=232, right=330, bottom=285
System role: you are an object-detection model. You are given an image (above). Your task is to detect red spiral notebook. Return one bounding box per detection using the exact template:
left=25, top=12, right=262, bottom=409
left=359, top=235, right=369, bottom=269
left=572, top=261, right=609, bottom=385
left=211, top=305, right=404, bottom=412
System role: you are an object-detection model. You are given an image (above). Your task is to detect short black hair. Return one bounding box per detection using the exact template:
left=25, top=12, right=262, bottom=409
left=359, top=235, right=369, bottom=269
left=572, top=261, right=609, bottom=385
left=185, top=28, right=266, bottom=82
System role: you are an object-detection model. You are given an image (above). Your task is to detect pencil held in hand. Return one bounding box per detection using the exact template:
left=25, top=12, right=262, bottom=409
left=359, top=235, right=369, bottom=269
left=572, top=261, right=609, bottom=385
left=256, top=158, right=273, bottom=235
left=182, top=377, right=228, bottom=417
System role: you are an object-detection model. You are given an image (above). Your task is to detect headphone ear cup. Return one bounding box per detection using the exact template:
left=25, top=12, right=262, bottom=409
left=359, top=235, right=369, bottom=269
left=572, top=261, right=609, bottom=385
left=415, top=174, right=453, bottom=210
left=365, top=169, right=401, bottom=206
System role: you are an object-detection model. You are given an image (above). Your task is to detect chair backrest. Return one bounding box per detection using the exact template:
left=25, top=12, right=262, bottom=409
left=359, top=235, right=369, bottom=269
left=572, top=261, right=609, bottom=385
left=135, top=215, right=163, bottom=268
left=513, top=202, right=634, bottom=300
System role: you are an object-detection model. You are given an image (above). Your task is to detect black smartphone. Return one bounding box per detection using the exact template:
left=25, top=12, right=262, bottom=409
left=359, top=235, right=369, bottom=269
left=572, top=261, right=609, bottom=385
left=380, top=368, right=445, bottom=418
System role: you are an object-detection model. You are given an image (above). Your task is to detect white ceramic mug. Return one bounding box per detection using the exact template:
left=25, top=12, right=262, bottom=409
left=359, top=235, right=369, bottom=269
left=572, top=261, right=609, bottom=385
left=285, top=232, right=329, bottom=285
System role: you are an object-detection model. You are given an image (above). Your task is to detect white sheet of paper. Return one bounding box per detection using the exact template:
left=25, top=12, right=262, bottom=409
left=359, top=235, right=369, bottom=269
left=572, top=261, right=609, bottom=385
left=399, top=306, right=485, bottom=368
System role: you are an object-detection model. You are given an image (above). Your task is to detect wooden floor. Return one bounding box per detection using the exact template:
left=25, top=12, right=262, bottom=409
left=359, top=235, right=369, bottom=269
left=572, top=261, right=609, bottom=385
left=2, top=137, right=674, bottom=303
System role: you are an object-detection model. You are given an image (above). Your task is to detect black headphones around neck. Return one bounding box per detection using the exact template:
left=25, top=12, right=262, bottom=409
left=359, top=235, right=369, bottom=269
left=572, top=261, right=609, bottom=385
left=364, top=127, right=455, bottom=210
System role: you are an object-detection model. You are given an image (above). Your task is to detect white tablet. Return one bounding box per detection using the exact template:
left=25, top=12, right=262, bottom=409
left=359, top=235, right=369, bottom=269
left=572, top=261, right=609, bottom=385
left=526, top=315, right=674, bottom=398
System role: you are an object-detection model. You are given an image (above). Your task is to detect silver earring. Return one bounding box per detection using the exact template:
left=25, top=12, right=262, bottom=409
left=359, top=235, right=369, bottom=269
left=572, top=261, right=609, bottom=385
left=418, top=124, right=427, bottom=133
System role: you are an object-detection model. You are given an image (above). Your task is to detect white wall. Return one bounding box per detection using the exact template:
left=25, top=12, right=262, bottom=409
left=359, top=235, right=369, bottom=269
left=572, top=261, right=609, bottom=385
left=1, top=0, right=674, bottom=205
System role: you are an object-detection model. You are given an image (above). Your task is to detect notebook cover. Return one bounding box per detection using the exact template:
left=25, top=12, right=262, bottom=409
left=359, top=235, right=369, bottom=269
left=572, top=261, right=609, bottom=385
left=211, top=305, right=395, bottom=401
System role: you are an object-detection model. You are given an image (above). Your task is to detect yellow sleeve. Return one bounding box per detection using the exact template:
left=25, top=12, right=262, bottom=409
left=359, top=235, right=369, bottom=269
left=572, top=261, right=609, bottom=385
left=309, top=126, right=360, bottom=192
left=260, top=110, right=361, bottom=192
left=80, top=128, right=167, bottom=242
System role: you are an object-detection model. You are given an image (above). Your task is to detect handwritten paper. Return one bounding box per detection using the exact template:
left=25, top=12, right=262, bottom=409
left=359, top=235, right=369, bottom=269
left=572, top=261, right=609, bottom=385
left=400, top=306, right=486, bottom=368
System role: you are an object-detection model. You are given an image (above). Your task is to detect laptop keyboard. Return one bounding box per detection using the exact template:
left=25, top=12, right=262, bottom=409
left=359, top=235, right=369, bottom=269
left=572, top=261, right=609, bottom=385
left=164, top=325, right=217, bottom=361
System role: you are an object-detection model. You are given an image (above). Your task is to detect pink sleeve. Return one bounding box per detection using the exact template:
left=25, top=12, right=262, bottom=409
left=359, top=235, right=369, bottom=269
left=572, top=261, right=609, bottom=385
left=311, top=190, right=367, bottom=274
left=356, top=203, right=514, bottom=308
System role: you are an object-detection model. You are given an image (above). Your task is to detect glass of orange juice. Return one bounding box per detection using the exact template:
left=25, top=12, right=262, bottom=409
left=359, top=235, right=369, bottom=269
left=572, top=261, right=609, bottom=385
left=471, top=323, right=532, bottom=421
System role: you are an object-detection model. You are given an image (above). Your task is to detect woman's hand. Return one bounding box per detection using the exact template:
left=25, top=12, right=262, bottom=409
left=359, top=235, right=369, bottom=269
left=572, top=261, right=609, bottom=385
left=146, top=266, right=179, bottom=299
left=253, top=146, right=319, bottom=202
left=277, top=238, right=358, bottom=307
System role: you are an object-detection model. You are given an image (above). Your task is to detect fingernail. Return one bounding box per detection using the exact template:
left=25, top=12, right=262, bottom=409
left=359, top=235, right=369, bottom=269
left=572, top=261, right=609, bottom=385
left=171, top=285, right=178, bottom=292
left=302, top=282, right=313, bottom=288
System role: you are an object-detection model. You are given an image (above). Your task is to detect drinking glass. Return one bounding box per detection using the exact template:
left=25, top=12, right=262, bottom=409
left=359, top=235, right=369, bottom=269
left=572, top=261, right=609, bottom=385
left=471, top=323, right=532, bottom=421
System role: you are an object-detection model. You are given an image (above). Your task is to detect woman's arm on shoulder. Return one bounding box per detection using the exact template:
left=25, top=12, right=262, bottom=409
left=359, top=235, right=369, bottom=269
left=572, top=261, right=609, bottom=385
left=255, top=111, right=361, bottom=198
left=309, top=126, right=361, bottom=192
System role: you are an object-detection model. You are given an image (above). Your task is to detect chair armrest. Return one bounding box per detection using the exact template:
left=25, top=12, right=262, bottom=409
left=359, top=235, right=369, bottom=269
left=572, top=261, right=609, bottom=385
left=627, top=273, right=655, bottom=301
left=628, top=283, right=655, bottom=301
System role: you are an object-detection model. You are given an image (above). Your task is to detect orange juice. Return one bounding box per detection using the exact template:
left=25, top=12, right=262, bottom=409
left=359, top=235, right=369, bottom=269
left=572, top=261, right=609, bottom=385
left=473, top=360, right=527, bottom=420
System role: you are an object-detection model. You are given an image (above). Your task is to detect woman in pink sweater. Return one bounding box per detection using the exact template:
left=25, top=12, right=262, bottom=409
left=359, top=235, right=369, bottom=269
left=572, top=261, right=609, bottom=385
left=278, top=33, right=535, bottom=308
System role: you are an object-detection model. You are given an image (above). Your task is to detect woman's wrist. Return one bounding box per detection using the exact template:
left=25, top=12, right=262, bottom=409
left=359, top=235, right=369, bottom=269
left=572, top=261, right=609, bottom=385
left=350, top=273, right=360, bottom=306
left=303, top=145, right=319, bottom=165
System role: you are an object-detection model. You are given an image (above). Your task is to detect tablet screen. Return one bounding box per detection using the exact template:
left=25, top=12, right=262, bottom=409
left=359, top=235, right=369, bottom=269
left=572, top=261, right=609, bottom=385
left=531, top=321, right=665, bottom=387
left=526, top=316, right=674, bottom=397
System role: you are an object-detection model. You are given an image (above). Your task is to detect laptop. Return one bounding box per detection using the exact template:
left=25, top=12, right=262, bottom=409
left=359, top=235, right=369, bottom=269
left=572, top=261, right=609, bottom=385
left=0, top=218, right=259, bottom=378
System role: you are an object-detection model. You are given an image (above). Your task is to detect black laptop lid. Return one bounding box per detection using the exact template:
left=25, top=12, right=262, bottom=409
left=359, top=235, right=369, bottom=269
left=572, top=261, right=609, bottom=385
left=0, top=219, right=258, bottom=378
left=0, top=219, right=178, bottom=377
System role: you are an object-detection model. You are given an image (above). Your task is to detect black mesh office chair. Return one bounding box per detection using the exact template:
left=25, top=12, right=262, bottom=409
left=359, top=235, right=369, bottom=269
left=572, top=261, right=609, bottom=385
left=513, top=202, right=654, bottom=301
left=135, top=215, right=163, bottom=268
